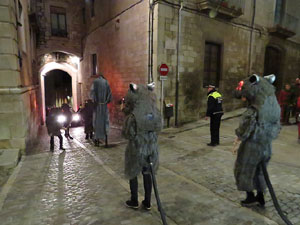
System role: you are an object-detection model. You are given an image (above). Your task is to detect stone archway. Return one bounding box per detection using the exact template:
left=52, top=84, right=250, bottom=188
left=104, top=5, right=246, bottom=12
left=40, top=62, right=80, bottom=122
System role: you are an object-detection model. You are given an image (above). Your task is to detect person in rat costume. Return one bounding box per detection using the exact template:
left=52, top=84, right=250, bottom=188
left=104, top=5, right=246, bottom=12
left=233, top=74, right=281, bottom=207
left=122, top=83, right=162, bottom=210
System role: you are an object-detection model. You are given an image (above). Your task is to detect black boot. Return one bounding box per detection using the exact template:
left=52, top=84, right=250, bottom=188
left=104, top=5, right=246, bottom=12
left=90, top=132, right=93, bottom=139
left=241, top=191, right=257, bottom=206
left=126, top=177, right=139, bottom=209
left=94, top=139, right=99, bottom=147
left=58, top=135, right=65, bottom=150
left=50, top=136, right=54, bottom=152
left=85, top=134, right=89, bottom=140
left=256, top=191, right=265, bottom=207
left=142, top=173, right=152, bottom=210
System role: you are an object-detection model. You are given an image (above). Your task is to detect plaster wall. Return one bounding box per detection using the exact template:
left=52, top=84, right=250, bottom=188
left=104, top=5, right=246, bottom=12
left=80, top=0, right=149, bottom=125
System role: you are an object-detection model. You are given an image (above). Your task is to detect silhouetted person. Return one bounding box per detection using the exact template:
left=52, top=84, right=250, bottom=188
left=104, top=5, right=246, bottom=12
left=46, top=107, right=65, bottom=151
left=61, top=103, right=74, bottom=139
left=81, top=100, right=94, bottom=139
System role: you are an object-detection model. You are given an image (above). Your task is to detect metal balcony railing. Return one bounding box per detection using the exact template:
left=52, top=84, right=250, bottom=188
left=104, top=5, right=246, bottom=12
left=197, top=0, right=245, bottom=19
left=268, top=12, right=299, bottom=38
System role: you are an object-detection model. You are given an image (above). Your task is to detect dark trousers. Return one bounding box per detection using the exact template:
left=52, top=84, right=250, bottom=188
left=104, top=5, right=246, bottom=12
left=129, top=170, right=152, bottom=205
left=50, top=134, right=63, bottom=149
left=210, top=114, right=222, bottom=144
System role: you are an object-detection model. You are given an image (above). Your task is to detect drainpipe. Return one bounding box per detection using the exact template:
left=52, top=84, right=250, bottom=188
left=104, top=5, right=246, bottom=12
left=148, top=0, right=152, bottom=83
left=175, top=1, right=183, bottom=127
left=148, top=0, right=156, bottom=83
left=247, top=0, right=256, bottom=75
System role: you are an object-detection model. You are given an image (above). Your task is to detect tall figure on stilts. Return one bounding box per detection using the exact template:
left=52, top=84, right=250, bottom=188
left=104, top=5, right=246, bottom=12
left=90, top=72, right=112, bottom=147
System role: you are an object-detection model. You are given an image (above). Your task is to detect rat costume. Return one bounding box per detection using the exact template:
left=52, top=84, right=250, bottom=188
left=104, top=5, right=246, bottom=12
left=122, top=83, right=162, bottom=210
left=233, top=74, right=281, bottom=206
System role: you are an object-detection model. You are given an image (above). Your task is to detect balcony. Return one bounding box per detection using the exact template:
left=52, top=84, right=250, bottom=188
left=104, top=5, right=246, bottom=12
left=196, top=0, right=245, bottom=20
left=268, top=13, right=299, bottom=39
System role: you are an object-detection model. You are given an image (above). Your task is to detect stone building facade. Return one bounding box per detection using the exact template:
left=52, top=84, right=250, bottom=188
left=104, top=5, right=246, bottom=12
left=0, top=0, right=40, bottom=154
left=152, top=0, right=300, bottom=124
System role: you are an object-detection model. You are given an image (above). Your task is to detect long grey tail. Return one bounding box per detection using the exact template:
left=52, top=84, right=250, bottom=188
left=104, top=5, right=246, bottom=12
left=148, top=156, right=168, bottom=225
left=261, top=162, right=293, bottom=225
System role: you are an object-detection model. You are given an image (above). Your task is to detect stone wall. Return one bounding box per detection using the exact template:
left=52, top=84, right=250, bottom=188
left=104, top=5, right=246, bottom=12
left=0, top=0, right=40, bottom=153
left=154, top=1, right=300, bottom=125
left=80, top=0, right=149, bottom=125
left=33, top=0, right=85, bottom=57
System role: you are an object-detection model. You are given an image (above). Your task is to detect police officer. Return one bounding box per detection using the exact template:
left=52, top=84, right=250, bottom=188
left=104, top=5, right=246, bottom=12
left=205, top=85, right=223, bottom=146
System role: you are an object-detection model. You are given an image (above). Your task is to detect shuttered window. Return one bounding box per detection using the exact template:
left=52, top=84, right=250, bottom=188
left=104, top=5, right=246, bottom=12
left=203, top=42, right=221, bottom=88
left=50, top=6, right=67, bottom=37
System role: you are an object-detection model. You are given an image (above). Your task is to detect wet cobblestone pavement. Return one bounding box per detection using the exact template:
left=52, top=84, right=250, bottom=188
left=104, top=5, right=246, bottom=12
left=0, top=117, right=299, bottom=225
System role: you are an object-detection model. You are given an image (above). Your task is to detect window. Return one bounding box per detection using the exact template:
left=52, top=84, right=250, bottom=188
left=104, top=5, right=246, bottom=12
left=203, top=42, right=221, bottom=88
left=91, top=0, right=95, bottom=17
left=50, top=6, right=67, bottom=37
left=82, top=7, right=86, bottom=24
left=92, top=54, right=97, bottom=76
left=275, top=0, right=285, bottom=24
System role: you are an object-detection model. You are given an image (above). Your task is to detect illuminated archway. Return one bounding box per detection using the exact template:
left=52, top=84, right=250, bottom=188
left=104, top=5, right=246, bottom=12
left=40, top=61, right=80, bottom=122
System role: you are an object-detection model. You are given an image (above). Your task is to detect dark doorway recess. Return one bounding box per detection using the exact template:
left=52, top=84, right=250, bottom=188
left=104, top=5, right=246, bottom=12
left=45, top=69, right=72, bottom=112
left=264, top=46, right=283, bottom=92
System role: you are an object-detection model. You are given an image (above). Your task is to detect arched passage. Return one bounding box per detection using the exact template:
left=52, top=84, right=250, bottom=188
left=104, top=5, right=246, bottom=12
left=45, top=70, right=72, bottom=109
left=40, top=62, right=80, bottom=122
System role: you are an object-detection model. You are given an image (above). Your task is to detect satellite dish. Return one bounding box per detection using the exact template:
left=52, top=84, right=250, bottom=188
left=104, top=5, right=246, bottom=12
left=209, top=9, right=218, bottom=18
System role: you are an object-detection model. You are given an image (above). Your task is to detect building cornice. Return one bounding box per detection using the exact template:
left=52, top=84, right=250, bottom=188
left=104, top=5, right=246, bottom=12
left=0, top=85, right=39, bottom=95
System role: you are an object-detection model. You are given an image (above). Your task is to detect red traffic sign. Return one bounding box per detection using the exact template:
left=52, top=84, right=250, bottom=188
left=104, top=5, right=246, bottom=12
left=159, top=64, right=169, bottom=76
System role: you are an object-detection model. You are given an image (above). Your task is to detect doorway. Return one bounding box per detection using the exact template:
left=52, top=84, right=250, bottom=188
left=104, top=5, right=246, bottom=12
left=264, top=46, right=283, bottom=92
left=44, top=69, right=72, bottom=114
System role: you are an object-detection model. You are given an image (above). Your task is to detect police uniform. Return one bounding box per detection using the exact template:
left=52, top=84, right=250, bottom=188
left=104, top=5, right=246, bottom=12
left=206, top=87, right=223, bottom=146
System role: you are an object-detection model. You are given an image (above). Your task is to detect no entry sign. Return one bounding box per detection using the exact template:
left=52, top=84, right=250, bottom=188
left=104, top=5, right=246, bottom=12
left=159, top=64, right=169, bottom=76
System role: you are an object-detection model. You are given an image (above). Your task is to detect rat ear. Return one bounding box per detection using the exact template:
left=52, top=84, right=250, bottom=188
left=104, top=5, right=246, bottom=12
left=147, top=82, right=155, bottom=91
left=264, top=74, right=276, bottom=84
left=249, top=74, right=260, bottom=84
left=129, top=83, right=138, bottom=92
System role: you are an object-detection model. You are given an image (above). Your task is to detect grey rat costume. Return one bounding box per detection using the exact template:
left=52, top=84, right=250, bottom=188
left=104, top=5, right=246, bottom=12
left=122, top=83, right=162, bottom=210
left=233, top=74, right=281, bottom=206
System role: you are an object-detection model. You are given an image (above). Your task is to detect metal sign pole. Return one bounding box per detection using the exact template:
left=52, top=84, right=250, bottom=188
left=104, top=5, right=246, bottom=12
left=161, top=79, right=164, bottom=126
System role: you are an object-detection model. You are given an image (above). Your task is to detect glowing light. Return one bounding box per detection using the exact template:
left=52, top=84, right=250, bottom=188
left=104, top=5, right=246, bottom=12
left=236, top=80, right=244, bottom=91
left=72, top=114, right=80, bottom=122
left=57, top=115, right=67, bottom=123
left=70, top=56, right=80, bottom=65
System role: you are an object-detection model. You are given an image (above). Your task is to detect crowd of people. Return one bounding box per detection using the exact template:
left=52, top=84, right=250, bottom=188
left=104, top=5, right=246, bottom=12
left=278, top=78, right=300, bottom=142
left=46, top=73, right=111, bottom=151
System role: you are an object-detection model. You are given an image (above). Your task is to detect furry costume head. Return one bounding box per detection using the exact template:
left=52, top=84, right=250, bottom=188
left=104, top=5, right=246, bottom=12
left=234, top=74, right=281, bottom=139
left=234, top=74, right=276, bottom=108
left=123, top=83, right=162, bottom=132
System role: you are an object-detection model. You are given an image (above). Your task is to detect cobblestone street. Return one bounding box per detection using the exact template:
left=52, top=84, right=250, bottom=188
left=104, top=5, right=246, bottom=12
left=0, top=115, right=299, bottom=225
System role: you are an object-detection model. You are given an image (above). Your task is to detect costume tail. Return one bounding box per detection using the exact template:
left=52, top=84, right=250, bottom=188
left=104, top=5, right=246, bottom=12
left=261, top=162, right=293, bottom=225
left=148, top=156, right=168, bottom=225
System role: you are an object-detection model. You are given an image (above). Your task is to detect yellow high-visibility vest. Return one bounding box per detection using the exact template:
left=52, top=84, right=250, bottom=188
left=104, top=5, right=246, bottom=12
left=208, top=91, right=222, bottom=99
